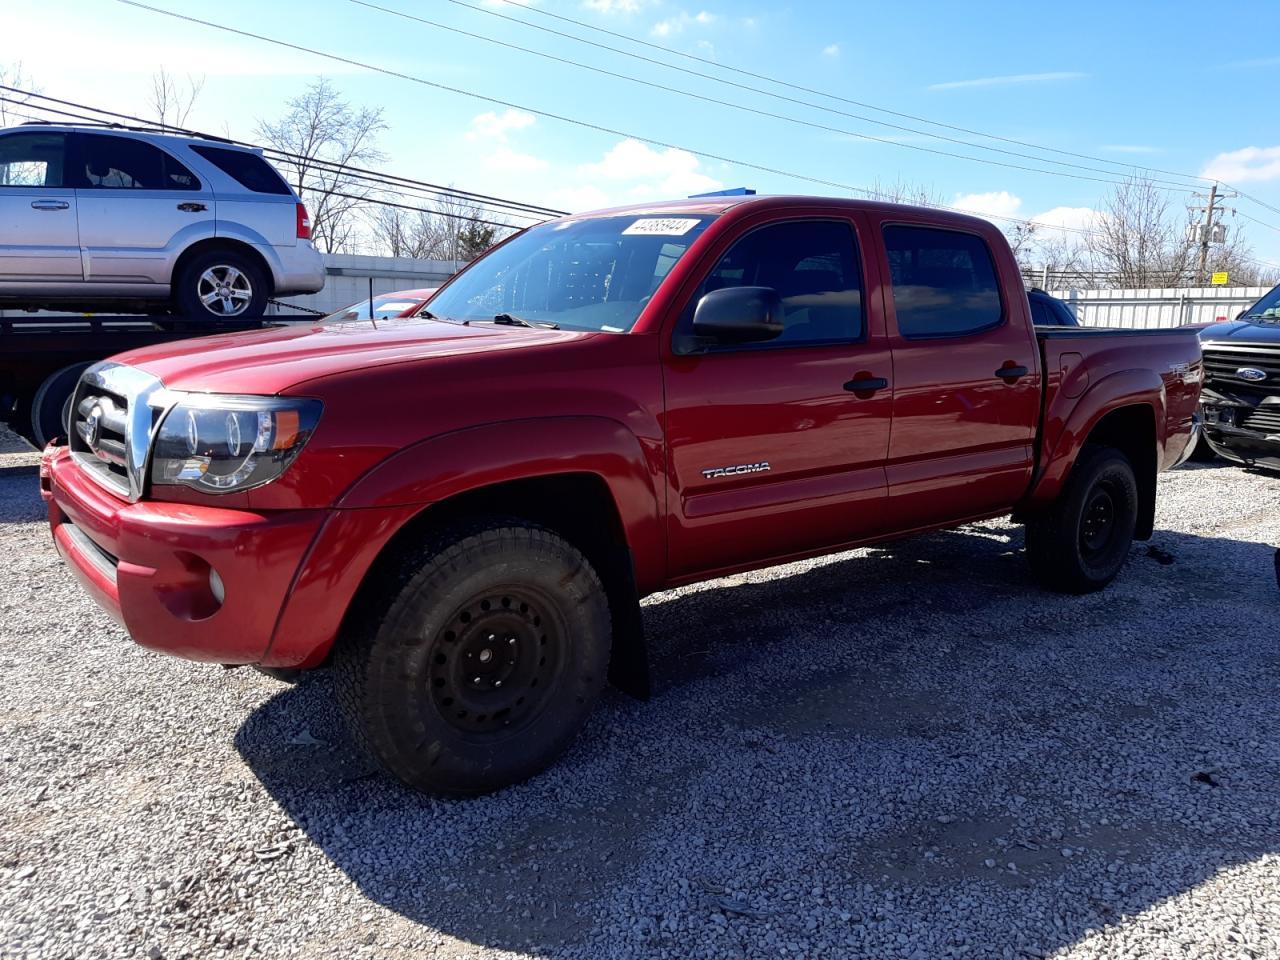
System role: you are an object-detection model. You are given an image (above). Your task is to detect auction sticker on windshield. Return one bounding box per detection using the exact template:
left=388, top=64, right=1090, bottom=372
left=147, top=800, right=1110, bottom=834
left=622, top=218, right=704, bottom=236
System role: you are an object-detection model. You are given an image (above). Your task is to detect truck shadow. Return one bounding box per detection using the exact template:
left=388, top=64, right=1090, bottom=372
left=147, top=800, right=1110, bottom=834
left=235, top=519, right=1279, bottom=958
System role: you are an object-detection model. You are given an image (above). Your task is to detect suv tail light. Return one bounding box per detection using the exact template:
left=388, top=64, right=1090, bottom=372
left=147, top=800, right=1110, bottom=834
left=296, top=202, right=312, bottom=241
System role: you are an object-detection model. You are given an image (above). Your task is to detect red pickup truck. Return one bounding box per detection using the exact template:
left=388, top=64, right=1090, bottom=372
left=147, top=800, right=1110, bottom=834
left=41, top=196, right=1203, bottom=795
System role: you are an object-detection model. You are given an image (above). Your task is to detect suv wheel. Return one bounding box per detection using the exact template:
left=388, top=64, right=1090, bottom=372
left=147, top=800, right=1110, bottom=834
left=1025, top=445, right=1139, bottom=594
left=175, top=250, right=269, bottom=320
left=334, top=519, right=612, bottom=796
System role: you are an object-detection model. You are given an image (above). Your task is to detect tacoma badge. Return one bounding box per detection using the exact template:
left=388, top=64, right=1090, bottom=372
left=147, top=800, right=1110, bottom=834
left=702, top=461, right=771, bottom=479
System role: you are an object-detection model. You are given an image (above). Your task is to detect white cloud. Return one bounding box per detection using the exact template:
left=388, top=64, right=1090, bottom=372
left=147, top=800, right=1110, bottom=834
left=652, top=10, right=715, bottom=36
left=549, top=185, right=613, bottom=212
left=578, top=138, right=722, bottom=203
left=823, top=44, right=841, bottom=57
left=484, top=147, right=548, bottom=173
left=952, top=190, right=1023, bottom=219
left=1201, top=145, right=1280, bottom=183
left=1029, top=206, right=1096, bottom=233
left=928, top=72, right=1086, bottom=91
left=467, top=108, right=537, bottom=142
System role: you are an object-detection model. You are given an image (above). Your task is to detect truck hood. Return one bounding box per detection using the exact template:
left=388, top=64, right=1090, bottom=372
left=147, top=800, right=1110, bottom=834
left=112, top=318, right=598, bottom=394
left=1198, top=319, right=1280, bottom=344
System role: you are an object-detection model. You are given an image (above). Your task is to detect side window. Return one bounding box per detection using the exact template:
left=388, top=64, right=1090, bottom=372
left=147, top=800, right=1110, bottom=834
left=0, top=133, right=66, bottom=188
left=679, top=219, right=863, bottom=352
left=190, top=146, right=292, bottom=195
left=883, top=225, right=1003, bottom=339
left=75, top=134, right=201, bottom=190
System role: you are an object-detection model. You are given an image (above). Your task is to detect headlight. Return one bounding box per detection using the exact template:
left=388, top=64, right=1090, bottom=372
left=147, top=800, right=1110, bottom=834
left=151, top=395, right=322, bottom=494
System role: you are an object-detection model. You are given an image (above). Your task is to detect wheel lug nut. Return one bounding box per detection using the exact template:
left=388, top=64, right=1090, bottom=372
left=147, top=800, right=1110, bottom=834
left=508, top=637, right=516, bottom=645
left=473, top=676, right=481, bottom=685
left=494, top=680, right=503, bottom=688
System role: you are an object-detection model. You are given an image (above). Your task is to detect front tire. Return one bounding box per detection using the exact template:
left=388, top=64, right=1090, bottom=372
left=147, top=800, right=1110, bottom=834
left=334, top=520, right=612, bottom=796
left=1025, top=445, right=1139, bottom=594
left=174, top=249, right=269, bottom=320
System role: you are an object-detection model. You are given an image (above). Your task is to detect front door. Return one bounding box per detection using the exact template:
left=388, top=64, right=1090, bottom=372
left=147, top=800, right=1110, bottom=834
left=663, top=215, right=894, bottom=579
left=0, top=131, right=82, bottom=281
left=71, top=132, right=214, bottom=285
left=873, top=218, right=1042, bottom=528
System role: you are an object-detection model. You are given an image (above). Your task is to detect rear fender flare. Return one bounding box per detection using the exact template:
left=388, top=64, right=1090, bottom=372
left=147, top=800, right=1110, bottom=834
left=1026, top=368, right=1166, bottom=509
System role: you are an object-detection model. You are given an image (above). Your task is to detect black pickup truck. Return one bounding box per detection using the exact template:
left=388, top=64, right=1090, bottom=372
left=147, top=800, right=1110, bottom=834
left=1198, top=283, right=1280, bottom=471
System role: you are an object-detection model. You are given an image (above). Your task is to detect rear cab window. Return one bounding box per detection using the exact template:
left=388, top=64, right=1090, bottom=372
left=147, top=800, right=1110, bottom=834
left=190, top=146, right=292, bottom=195
left=73, top=133, right=201, bottom=190
left=883, top=225, right=1003, bottom=338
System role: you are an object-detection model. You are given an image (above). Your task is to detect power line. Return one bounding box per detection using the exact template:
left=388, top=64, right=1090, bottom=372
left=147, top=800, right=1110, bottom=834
left=352, top=0, right=1200, bottom=192
left=424, top=0, right=1210, bottom=192
left=1, top=97, right=531, bottom=231
left=477, top=0, right=1222, bottom=188
left=106, top=0, right=1280, bottom=271
left=0, top=86, right=564, bottom=221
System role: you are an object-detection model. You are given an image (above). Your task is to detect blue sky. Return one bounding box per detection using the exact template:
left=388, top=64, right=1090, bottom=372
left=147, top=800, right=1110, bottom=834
left=4, top=0, right=1280, bottom=263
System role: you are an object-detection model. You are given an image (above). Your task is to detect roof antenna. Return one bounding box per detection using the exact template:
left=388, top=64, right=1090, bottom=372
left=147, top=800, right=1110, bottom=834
left=368, top=276, right=377, bottom=329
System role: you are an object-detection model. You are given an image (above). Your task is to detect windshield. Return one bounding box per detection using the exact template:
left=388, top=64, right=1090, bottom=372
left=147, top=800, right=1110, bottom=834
left=322, top=294, right=429, bottom=323
left=425, top=214, right=718, bottom=333
left=1243, top=284, right=1280, bottom=323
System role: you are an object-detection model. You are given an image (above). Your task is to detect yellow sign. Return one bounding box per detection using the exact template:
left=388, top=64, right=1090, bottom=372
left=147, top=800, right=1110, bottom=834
left=1211, top=271, right=1229, bottom=285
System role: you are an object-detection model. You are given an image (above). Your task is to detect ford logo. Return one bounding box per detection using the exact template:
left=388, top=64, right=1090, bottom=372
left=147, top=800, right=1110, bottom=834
left=1236, top=367, right=1267, bottom=382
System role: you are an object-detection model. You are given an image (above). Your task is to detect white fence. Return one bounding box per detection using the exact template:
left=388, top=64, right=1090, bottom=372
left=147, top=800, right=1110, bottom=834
left=1047, top=286, right=1269, bottom=330
left=269, top=253, right=464, bottom=317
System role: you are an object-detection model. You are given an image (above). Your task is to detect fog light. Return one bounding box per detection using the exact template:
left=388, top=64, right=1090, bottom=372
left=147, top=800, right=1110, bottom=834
left=208, top=568, right=225, bottom=605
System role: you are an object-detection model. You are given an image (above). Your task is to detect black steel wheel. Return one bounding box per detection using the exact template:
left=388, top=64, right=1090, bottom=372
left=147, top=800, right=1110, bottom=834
left=1026, top=445, right=1139, bottom=594
left=334, top=519, right=611, bottom=796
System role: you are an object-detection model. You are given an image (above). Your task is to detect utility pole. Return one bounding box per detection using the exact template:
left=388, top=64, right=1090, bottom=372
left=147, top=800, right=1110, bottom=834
left=1189, top=183, right=1237, bottom=286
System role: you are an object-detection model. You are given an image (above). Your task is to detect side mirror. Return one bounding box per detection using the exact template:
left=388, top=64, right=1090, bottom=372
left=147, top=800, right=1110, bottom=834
left=692, top=286, right=784, bottom=344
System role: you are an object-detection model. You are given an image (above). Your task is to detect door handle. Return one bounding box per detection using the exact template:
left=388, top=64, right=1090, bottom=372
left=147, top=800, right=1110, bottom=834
left=30, top=200, right=70, bottom=211
left=995, top=365, right=1029, bottom=380
left=177, top=202, right=207, bottom=213
left=843, top=376, right=889, bottom=393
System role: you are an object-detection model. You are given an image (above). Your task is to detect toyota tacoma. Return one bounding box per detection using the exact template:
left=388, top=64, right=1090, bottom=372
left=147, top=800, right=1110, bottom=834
left=41, top=196, right=1204, bottom=795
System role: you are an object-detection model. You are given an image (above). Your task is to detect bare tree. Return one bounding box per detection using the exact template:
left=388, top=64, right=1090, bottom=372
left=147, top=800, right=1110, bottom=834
left=866, top=178, right=945, bottom=208
left=0, top=62, right=39, bottom=127
left=368, top=191, right=513, bottom=262
left=148, top=68, right=205, bottom=130
left=256, top=77, right=387, bottom=254
left=1086, top=177, right=1194, bottom=288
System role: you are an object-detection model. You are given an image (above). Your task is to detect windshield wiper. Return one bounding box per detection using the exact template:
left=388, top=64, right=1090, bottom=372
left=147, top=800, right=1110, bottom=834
left=492, top=313, right=559, bottom=330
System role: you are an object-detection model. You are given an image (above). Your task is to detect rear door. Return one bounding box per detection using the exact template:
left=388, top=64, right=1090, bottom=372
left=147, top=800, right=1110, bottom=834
left=874, top=218, right=1041, bottom=528
left=662, top=213, right=894, bottom=578
left=0, top=131, right=82, bottom=281
left=71, top=133, right=214, bottom=285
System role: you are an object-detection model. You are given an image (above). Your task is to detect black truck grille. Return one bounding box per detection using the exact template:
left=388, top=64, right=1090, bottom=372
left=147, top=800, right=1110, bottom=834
left=1241, top=406, right=1280, bottom=435
left=1202, top=343, right=1280, bottom=388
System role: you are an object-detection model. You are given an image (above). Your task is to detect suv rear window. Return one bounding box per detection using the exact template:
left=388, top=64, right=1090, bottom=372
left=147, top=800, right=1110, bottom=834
left=191, top=146, right=292, bottom=195
left=75, top=134, right=201, bottom=190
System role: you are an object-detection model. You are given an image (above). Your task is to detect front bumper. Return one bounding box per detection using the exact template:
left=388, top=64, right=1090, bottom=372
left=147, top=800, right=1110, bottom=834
left=45, top=447, right=325, bottom=664
left=1203, top=423, right=1280, bottom=472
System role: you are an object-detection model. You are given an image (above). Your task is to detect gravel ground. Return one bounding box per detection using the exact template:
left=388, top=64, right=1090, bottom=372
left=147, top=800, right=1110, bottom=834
left=2, top=461, right=1278, bottom=960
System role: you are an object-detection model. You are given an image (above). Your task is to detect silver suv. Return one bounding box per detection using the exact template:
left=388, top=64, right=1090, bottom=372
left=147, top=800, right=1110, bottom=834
left=0, top=124, right=324, bottom=319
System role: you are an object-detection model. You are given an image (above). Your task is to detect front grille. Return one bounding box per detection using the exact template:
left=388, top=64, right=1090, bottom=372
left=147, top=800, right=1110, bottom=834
left=71, top=387, right=131, bottom=496
left=1202, top=342, right=1280, bottom=389
left=67, top=362, right=166, bottom=501
left=1241, top=406, right=1280, bottom=435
